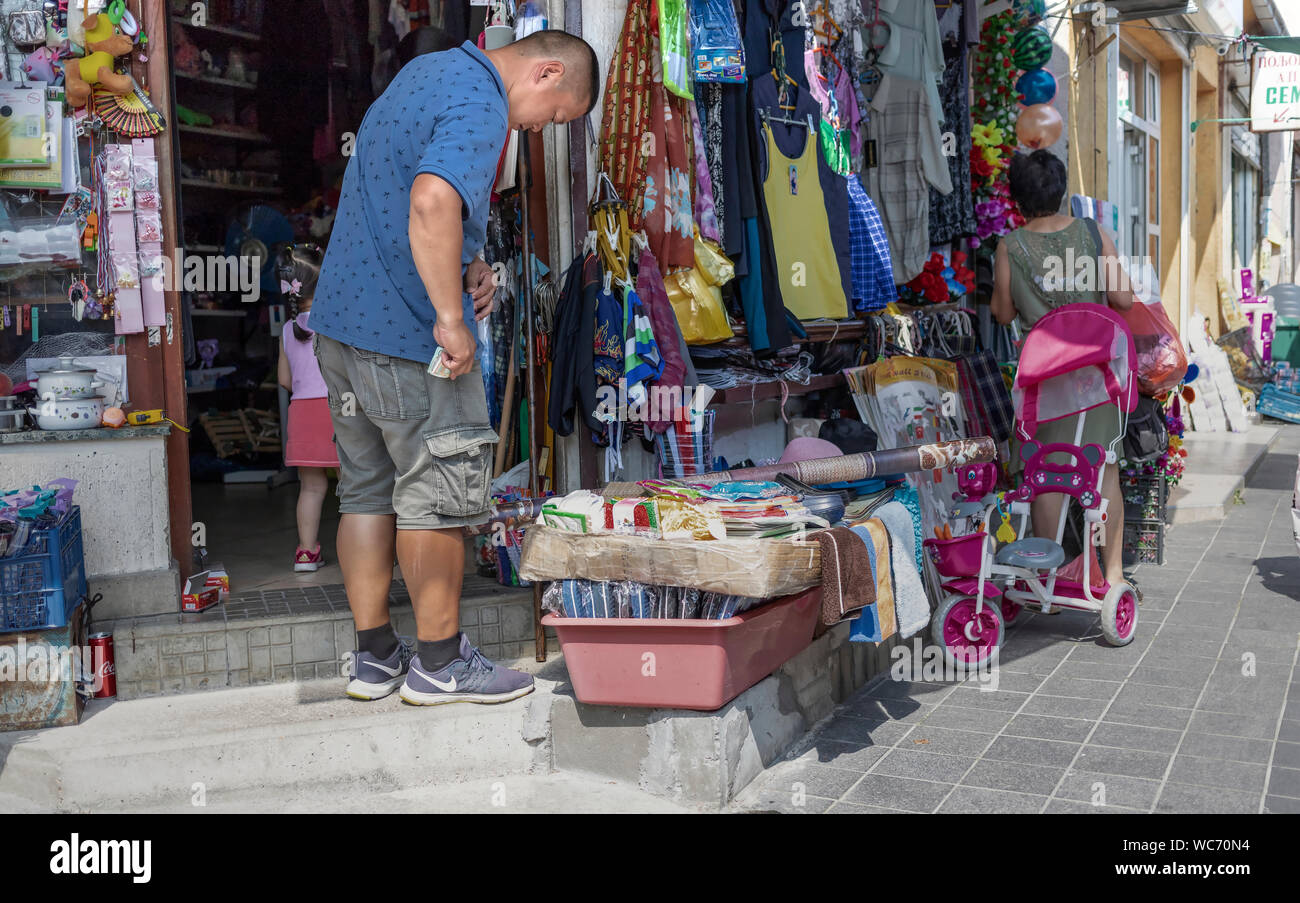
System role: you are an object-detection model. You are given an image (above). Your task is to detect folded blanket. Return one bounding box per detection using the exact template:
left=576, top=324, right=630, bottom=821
left=874, top=501, right=931, bottom=639
left=814, top=527, right=877, bottom=636
left=847, top=519, right=897, bottom=643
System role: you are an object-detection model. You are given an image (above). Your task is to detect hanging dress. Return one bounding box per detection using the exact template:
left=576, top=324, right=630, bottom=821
left=758, top=118, right=849, bottom=320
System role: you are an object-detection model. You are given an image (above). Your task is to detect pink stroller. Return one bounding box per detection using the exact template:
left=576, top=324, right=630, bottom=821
left=923, top=303, right=1141, bottom=665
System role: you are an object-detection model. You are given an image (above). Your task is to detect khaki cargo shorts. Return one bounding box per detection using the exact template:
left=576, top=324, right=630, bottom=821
left=313, top=333, right=498, bottom=530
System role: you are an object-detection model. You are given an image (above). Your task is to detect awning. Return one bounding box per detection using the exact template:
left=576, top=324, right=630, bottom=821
left=1105, top=1, right=1199, bottom=21
left=1252, top=35, right=1300, bottom=55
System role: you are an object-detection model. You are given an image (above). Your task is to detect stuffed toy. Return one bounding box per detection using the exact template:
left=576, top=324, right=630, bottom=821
left=62, top=13, right=134, bottom=108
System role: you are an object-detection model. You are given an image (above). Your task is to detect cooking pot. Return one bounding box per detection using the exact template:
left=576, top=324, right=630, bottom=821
left=26, top=395, right=105, bottom=430
left=32, top=356, right=103, bottom=399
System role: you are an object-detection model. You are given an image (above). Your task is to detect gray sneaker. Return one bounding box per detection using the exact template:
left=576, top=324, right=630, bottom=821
left=341, top=638, right=414, bottom=700
left=399, top=633, right=534, bottom=706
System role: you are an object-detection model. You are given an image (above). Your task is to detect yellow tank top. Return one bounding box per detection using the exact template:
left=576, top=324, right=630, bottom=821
left=759, top=120, right=849, bottom=321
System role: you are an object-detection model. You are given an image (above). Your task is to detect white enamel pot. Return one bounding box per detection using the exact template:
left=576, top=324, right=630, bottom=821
left=32, top=356, right=103, bottom=399
left=26, top=394, right=106, bottom=430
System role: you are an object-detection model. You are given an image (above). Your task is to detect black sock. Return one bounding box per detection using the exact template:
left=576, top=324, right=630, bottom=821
left=358, top=623, right=398, bottom=659
left=419, top=634, right=462, bottom=672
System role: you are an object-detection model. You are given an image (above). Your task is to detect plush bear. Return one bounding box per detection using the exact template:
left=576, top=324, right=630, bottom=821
left=63, top=13, right=134, bottom=108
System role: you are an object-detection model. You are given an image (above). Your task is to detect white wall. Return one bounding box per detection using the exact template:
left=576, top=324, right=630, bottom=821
left=0, top=436, right=172, bottom=577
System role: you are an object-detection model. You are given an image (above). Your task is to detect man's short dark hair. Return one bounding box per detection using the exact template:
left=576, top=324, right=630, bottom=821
left=513, top=29, right=600, bottom=114
left=1009, top=149, right=1067, bottom=218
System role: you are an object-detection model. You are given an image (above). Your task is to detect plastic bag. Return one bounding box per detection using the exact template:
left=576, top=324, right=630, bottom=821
left=1120, top=299, right=1188, bottom=396
left=690, top=0, right=745, bottom=83
left=693, top=232, right=734, bottom=286
left=659, top=0, right=693, bottom=100
left=664, top=233, right=734, bottom=344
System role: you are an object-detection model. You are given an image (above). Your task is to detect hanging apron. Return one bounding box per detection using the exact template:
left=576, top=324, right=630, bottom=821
left=758, top=119, right=848, bottom=320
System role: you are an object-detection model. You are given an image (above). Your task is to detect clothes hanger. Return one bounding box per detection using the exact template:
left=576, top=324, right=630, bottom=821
left=760, top=108, right=814, bottom=131
left=861, top=0, right=891, bottom=62
left=809, top=1, right=843, bottom=46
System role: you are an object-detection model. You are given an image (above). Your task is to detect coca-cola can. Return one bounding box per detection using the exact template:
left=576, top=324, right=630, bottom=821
left=89, top=631, right=116, bottom=699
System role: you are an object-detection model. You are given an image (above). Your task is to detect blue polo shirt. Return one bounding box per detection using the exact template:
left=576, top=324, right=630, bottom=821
left=311, top=42, right=508, bottom=363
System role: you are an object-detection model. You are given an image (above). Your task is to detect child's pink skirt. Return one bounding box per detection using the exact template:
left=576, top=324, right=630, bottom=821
left=285, top=397, right=339, bottom=468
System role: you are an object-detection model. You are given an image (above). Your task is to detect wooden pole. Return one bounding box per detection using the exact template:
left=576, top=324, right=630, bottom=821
left=519, top=133, right=546, bottom=662
left=141, top=0, right=194, bottom=584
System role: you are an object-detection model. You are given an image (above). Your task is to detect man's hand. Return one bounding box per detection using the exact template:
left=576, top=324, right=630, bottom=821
left=465, top=257, right=496, bottom=321
left=433, top=318, right=476, bottom=379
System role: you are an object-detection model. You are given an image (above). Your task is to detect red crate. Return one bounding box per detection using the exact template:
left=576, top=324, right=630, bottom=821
left=542, top=587, right=821, bottom=711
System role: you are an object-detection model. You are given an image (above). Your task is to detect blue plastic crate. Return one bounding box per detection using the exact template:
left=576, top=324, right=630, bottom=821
left=1259, top=384, right=1300, bottom=424
left=0, top=506, right=87, bottom=633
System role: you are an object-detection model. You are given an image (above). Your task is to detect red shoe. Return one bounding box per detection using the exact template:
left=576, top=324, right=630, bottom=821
left=294, top=545, right=323, bottom=572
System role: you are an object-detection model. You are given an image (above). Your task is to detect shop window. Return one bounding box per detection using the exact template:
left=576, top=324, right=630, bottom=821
left=1232, top=151, right=1260, bottom=271
left=1117, top=46, right=1160, bottom=270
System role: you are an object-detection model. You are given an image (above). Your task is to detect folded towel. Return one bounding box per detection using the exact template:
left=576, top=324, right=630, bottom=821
left=875, top=501, right=930, bottom=639
left=814, top=527, right=877, bottom=636
left=847, top=519, right=898, bottom=643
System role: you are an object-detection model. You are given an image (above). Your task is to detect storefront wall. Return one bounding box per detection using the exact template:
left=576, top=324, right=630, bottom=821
left=1065, top=14, right=1111, bottom=199
left=1118, top=22, right=1189, bottom=337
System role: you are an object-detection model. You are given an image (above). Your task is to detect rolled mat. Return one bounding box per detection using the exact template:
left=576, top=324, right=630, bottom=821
left=688, top=437, right=997, bottom=486
left=471, top=437, right=996, bottom=530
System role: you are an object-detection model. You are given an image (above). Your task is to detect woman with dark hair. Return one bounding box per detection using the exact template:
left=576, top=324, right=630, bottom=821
left=991, top=149, right=1136, bottom=590
left=275, top=244, right=338, bottom=573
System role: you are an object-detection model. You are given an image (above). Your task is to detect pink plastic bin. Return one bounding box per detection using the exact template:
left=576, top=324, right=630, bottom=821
left=541, top=587, right=821, bottom=711
left=923, top=532, right=988, bottom=578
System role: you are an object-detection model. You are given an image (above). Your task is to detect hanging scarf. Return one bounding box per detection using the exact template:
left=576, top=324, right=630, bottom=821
left=599, top=0, right=656, bottom=228
left=689, top=100, right=720, bottom=245
left=645, top=72, right=695, bottom=270
left=623, top=285, right=665, bottom=409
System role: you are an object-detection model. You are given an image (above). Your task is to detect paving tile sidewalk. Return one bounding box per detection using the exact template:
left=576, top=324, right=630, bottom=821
left=733, top=425, right=1300, bottom=814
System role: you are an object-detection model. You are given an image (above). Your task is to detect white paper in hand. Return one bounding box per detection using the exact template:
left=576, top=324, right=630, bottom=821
left=428, top=347, right=451, bottom=379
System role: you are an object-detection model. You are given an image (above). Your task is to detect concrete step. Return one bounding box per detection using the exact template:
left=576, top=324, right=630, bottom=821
left=0, top=677, right=550, bottom=812
left=1167, top=424, right=1280, bottom=524
left=122, top=773, right=696, bottom=814
left=96, top=575, right=555, bottom=702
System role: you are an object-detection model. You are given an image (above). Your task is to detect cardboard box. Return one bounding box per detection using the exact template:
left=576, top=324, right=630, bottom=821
left=181, top=571, right=222, bottom=612
left=0, top=601, right=88, bottom=732
left=204, top=563, right=229, bottom=600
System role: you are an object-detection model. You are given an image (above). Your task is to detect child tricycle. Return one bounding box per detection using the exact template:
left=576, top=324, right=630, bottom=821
left=923, top=303, right=1142, bottom=666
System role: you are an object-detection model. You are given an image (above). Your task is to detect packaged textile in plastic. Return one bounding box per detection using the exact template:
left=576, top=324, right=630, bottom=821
left=520, top=525, right=820, bottom=597
left=659, top=0, right=694, bottom=100
left=690, top=0, right=745, bottom=83
left=544, top=578, right=765, bottom=619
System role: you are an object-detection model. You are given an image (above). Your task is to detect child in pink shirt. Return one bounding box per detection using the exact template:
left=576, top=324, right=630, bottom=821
left=276, top=245, right=338, bottom=572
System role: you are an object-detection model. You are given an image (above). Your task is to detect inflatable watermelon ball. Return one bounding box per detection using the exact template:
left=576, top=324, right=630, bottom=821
left=1013, top=25, right=1053, bottom=71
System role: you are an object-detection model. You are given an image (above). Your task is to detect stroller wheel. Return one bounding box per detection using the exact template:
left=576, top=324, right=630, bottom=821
left=1101, top=583, right=1139, bottom=646
left=932, top=595, right=1004, bottom=668
left=1001, top=599, right=1024, bottom=626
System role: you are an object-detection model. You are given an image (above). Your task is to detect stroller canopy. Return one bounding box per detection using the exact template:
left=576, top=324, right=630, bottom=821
left=1012, top=303, right=1137, bottom=441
